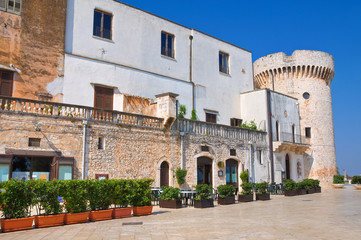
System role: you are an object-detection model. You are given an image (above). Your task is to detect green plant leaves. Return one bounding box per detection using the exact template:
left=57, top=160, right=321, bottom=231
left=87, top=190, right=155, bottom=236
left=217, top=184, right=234, bottom=198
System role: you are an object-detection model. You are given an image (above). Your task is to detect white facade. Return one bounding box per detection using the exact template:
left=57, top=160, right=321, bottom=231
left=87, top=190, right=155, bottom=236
left=63, top=0, right=253, bottom=124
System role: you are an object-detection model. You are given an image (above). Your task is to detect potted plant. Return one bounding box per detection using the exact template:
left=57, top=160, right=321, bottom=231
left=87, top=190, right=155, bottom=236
left=60, top=180, right=89, bottom=224
left=194, top=184, right=214, bottom=208
left=33, top=180, right=65, bottom=228
left=111, top=179, right=132, bottom=218
left=255, top=182, right=270, bottom=200
left=332, top=175, right=345, bottom=188
left=238, top=170, right=253, bottom=202
left=296, top=181, right=307, bottom=195
left=0, top=179, right=35, bottom=232
left=313, top=179, right=321, bottom=193
left=351, top=176, right=361, bottom=190
left=303, top=179, right=316, bottom=194
left=159, top=186, right=182, bottom=208
left=217, top=185, right=235, bottom=205
left=87, top=179, right=113, bottom=221
left=131, top=179, right=154, bottom=216
left=175, top=167, right=187, bottom=188
left=284, top=179, right=297, bottom=196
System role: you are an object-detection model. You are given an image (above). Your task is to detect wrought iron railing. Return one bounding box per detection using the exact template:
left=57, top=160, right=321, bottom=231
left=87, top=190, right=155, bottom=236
left=273, top=132, right=310, bottom=145
left=0, top=96, right=163, bottom=129
left=172, top=119, right=267, bottom=143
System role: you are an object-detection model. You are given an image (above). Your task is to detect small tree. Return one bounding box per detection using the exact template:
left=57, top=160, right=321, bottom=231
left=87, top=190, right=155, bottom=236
left=178, top=105, right=186, bottom=118
left=175, top=167, right=187, bottom=186
left=191, top=109, right=197, bottom=120
left=240, top=170, right=249, bottom=183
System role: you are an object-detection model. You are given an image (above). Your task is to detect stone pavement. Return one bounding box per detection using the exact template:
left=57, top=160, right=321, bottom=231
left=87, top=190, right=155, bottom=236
left=0, top=185, right=360, bottom=240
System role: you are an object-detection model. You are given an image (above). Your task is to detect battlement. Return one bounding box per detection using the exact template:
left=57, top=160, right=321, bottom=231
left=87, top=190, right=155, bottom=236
left=254, top=50, right=335, bottom=88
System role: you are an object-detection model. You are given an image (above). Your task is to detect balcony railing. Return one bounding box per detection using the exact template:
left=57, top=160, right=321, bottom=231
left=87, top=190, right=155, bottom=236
left=0, top=96, right=163, bottom=129
left=273, top=132, right=310, bottom=145
left=172, top=119, right=267, bottom=143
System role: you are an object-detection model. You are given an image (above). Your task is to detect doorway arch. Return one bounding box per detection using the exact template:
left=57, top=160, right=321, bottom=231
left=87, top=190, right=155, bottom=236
left=160, top=161, right=169, bottom=187
left=197, top=157, right=212, bottom=185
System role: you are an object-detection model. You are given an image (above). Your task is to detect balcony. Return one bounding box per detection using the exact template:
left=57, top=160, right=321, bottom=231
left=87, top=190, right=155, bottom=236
left=273, top=132, right=310, bottom=153
left=0, top=96, right=163, bottom=129
left=172, top=119, right=267, bottom=143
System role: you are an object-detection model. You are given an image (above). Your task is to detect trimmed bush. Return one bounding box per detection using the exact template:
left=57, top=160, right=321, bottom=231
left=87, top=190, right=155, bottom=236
left=0, top=179, right=35, bottom=219
left=240, top=170, right=249, bottom=183
left=284, top=179, right=297, bottom=191
left=59, top=180, right=88, bottom=213
left=255, top=182, right=268, bottom=194
left=195, top=184, right=212, bottom=200
left=351, top=176, right=361, bottom=184
left=217, top=185, right=235, bottom=198
left=160, top=186, right=181, bottom=200
left=33, top=179, right=63, bottom=215
left=333, top=175, right=344, bottom=184
left=240, top=182, right=253, bottom=195
left=111, top=179, right=132, bottom=208
left=130, top=179, right=153, bottom=207
left=86, top=179, right=112, bottom=211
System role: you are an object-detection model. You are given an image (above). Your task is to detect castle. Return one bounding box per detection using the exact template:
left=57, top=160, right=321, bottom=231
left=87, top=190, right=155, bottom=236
left=0, top=0, right=336, bottom=187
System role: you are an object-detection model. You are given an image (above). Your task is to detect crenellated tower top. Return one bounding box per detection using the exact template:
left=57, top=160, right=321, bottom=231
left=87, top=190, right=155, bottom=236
left=254, top=50, right=335, bottom=89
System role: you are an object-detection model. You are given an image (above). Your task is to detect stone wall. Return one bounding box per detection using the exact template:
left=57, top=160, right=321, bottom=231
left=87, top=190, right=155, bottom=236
left=0, top=0, right=67, bottom=101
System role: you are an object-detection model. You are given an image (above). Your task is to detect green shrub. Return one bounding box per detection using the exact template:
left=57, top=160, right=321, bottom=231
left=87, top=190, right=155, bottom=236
left=111, top=179, right=132, bottom=208
left=160, top=186, right=181, bottom=200
left=333, top=175, right=344, bottom=184
left=255, top=182, right=268, bottom=194
left=313, top=179, right=321, bottom=188
left=284, top=179, right=297, bottom=191
left=86, top=179, right=112, bottom=211
left=301, top=179, right=314, bottom=190
left=59, top=180, right=88, bottom=213
left=240, top=120, right=257, bottom=130
left=0, top=179, right=35, bottom=219
left=178, top=105, right=186, bottom=118
left=351, top=176, right=361, bottom=184
left=175, top=168, right=187, bottom=186
left=33, top=180, right=63, bottom=215
left=191, top=109, right=197, bottom=120
left=240, top=170, right=249, bottom=183
left=296, top=181, right=306, bottom=190
left=130, top=179, right=153, bottom=207
left=195, top=184, right=212, bottom=200
left=240, top=182, right=253, bottom=195
left=217, top=185, right=235, bottom=198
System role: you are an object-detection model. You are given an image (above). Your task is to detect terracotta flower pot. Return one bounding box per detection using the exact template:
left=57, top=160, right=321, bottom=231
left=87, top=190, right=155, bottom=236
left=89, top=209, right=113, bottom=222
left=64, top=212, right=89, bottom=224
left=132, top=206, right=153, bottom=216
left=353, top=184, right=361, bottom=190
left=159, top=199, right=182, bottom=208
left=1, top=217, right=34, bottom=233
left=35, top=214, right=65, bottom=228
left=112, top=207, right=132, bottom=219
left=332, top=184, right=345, bottom=189
left=218, top=196, right=235, bottom=205
left=238, top=194, right=253, bottom=202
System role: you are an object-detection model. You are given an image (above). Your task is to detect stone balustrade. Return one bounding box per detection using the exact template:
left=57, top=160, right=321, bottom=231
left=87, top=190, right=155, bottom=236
left=274, top=132, right=310, bottom=145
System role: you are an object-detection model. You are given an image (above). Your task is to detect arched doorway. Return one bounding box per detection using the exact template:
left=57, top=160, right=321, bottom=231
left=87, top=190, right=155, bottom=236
left=160, top=161, right=169, bottom=187
left=226, top=159, right=238, bottom=189
left=285, top=154, right=290, bottom=179
left=197, top=157, right=212, bottom=185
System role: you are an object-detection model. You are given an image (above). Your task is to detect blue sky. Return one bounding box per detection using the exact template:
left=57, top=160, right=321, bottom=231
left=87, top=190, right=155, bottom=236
left=119, top=0, right=361, bottom=176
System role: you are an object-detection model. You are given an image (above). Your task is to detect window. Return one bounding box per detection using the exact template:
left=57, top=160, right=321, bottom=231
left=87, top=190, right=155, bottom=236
left=257, top=150, right=263, bottom=165
left=59, top=166, right=72, bottom=180
left=0, top=0, right=21, bottom=14
left=0, top=70, right=14, bottom=97
left=230, top=149, right=236, bottom=156
left=230, top=118, right=242, bottom=127
left=0, top=164, right=9, bottom=182
left=12, top=156, right=52, bottom=180
left=98, top=137, right=104, bottom=150
left=94, top=86, right=113, bottom=110
left=219, top=52, right=229, bottom=74
left=161, top=32, right=174, bottom=58
left=303, top=92, right=310, bottom=100
left=28, top=138, right=41, bottom=147
left=206, top=112, right=217, bottom=123
left=305, top=127, right=311, bottom=138
left=275, top=121, right=280, bottom=141
left=93, top=10, right=112, bottom=40
left=201, top=146, right=209, bottom=152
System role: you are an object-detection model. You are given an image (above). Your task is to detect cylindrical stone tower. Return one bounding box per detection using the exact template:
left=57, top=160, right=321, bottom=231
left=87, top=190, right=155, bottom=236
left=253, top=50, right=336, bottom=186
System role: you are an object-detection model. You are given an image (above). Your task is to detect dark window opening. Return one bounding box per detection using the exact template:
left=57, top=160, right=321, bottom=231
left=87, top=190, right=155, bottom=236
left=275, top=121, right=279, bottom=141
left=230, top=118, right=242, bottom=127
left=206, top=112, right=217, bottom=123
left=303, top=92, right=310, bottom=100
left=219, top=52, right=229, bottom=74
left=230, top=149, right=236, bottom=156
left=0, top=70, right=14, bottom=97
left=161, top=32, right=174, bottom=58
left=257, top=150, right=263, bottom=165
left=201, top=146, right=209, bottom=152
left=197, top=157, right=212, bottom=185
left=98, top=137, right=104, bottom=150
left=12, top=156, right=52, bottom=180
left=93, top=10, right=112, bottom=40
left=305, top=127, right=311, bottom=138
left=292, top=124, right=295, bottom=143
left=28, top=138, right=41, bottom=147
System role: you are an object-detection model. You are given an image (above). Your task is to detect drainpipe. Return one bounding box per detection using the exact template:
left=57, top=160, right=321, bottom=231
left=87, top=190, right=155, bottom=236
left=180, top=132, right=185, bottom=169
left=189, top=31, right=195, bottom=111
left=82, top=120, right=88, bottom=180
left=266, top=89, right=275, bottom=182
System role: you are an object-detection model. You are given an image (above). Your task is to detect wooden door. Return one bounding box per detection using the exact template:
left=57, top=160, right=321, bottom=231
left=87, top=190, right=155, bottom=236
left=197, top=157, right=212, bottom=185
left=0, top=71, right=13, bottom=97
left=160, top=161, right=169, bottom=187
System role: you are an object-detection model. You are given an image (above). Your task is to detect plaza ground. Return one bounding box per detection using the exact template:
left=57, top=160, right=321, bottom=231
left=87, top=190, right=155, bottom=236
left=0, top=185, right=360, bottom=240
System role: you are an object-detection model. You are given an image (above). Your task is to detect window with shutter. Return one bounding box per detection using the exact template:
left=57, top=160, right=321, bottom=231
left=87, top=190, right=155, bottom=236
left=94, top=86, right=113, bottom=110
left=205, top=112, right=217, bottom=123
left=0, top=71, right=14, bottom=97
